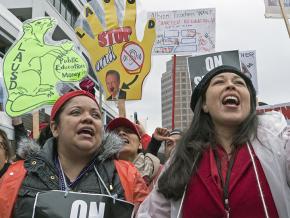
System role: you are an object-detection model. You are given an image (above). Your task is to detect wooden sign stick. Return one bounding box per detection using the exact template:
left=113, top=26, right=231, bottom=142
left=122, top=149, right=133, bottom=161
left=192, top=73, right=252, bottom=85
left=279, top=0, right=290, bottom=38
left=32, top=110, right=40, bottom=140
left=118, top=99, right=126, bottom=118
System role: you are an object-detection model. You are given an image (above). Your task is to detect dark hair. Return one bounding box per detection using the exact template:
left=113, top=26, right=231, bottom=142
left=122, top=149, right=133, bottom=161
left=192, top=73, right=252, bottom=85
left=258, top=101, right=268, bottom=106
left=52, top=100, right=68, bottom=126
left=106, top=70, right=120, bottom=82
left=50, top=94, right=101, bottom=144
left=0, top=129, right=11, bottom=160
left=37, top=124, right=53, bottom=147
left=190, top=65, right=256, bottom=111
left=49, top=98, right=71, bottom=145
left=158, top=77, right=258, bottom=200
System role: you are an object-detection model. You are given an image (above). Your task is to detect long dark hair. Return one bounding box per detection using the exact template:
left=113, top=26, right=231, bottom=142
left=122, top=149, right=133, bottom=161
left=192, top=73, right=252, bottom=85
left=36, top=125, right=53, bottom=147
left=158, top=82, right=258, bottom=200
left=0, top=129, right=11, bottom=160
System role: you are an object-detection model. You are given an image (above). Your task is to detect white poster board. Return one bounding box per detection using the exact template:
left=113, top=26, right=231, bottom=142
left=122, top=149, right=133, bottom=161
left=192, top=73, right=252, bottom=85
left=239, top=50, right=259, bottom=94
left=264, top=0, right=290, bottom=18
left=148, top=8, right=215, bottom=55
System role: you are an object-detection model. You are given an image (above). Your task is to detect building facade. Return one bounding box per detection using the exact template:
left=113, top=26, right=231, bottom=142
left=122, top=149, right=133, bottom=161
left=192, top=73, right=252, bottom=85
left=161, top=56, right=193, bottom=131
left=0, top=0, right=118, bottom=133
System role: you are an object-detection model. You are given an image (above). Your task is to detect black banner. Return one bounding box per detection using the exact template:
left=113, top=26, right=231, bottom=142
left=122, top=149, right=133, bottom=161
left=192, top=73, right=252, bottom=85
left=187, top=50, right=241, bottom=90
left=32, top=190, right=134, bottom=218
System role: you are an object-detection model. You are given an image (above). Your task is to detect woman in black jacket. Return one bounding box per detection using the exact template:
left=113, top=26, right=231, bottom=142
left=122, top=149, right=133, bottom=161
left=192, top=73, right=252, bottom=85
left=0, top=129, right=11, bottom=177
left=0, top=90, right=149, bottom=218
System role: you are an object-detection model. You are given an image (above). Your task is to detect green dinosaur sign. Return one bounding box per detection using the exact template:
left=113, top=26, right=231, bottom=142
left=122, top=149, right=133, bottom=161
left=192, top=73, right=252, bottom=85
left=2, top=17, right=87, bottom=117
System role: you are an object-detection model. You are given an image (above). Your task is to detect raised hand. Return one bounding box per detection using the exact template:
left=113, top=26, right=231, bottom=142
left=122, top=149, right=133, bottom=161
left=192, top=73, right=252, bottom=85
left=152, top=127, right=170, bottom=141
left=75, top=0, right=156, bottom=100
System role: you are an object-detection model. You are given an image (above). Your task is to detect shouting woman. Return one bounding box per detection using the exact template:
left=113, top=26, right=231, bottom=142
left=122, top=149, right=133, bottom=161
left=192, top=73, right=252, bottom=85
left=0, top=90, right=148, bottom=218
left=137, top=65, right=290, bottom=218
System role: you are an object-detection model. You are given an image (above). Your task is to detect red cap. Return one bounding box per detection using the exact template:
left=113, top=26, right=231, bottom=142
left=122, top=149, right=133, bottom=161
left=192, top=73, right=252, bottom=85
left=50, top=90, right=99, bottom=122
left=106, top=117, right=141, bottom=139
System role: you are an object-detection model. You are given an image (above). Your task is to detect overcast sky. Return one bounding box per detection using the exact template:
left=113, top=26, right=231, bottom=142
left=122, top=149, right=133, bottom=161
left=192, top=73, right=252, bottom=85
left=124, top=0, right=290, bottom=134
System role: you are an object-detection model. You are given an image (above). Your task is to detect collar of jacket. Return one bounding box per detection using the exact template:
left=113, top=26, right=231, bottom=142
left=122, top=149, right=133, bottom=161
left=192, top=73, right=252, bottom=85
left=17, top=132, right=124, bottom=163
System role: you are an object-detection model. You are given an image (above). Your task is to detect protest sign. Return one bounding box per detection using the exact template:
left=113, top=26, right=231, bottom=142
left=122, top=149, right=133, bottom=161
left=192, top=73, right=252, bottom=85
left=239, top=50, right=259, bottom=93
left=187, top=50, right=259, bottom=93
left=75, top=0, right=156, bottom=101
left=148, top=8, right=215, bottom=55
left=33, top=190, right=133, bottom=218
left=257, top=102, right=290, bottom=119
left=2, top=17, right=87, bottom=117
left=264, top=0, right=290, bottom=18
left=187, top=50, right=240, bottom=90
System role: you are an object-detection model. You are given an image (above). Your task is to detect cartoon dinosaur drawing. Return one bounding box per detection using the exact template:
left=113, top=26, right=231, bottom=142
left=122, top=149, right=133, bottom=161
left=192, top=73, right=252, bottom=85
left=3, top=17, right=87, bottom=117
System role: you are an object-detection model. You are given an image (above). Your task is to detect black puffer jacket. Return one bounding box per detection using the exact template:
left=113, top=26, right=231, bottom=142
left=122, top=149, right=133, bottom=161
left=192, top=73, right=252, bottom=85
left=13, top=133, right=125, bottom=218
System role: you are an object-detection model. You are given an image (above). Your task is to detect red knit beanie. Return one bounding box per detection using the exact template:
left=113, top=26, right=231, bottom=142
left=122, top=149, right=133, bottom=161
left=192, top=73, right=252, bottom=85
left=50, top=90, right=99, bottom=122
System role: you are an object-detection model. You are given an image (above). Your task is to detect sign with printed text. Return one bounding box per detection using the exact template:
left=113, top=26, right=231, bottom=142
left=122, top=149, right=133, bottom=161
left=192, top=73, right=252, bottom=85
left=187, top=50, right=241, bottom=90
left=239, top=50, right=259, bottom=93
left=187, top=50, right=259, bottom=93
left=264, top=0, right=290, bottom=18
left=75, top=0, right=156, bottom=101
left=257, top=102, right=290, bottom=121
left=148, top=8, right=216, bottom=55
left=33, top=190, right=134, bottom=218
left=2, top=17, right=87, bottom=117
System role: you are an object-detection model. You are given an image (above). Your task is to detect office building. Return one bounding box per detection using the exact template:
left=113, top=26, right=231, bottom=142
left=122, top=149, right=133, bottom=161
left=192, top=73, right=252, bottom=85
left=161, top=56, right=193, bottom=131
left=0, top=0, right=118, bottom=134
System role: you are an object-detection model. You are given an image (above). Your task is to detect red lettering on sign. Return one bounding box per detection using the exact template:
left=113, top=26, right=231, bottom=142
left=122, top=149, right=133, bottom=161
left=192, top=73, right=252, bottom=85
left=98, top=27, right=132, bottom=47
left=256, top=106, right=290, bottom=119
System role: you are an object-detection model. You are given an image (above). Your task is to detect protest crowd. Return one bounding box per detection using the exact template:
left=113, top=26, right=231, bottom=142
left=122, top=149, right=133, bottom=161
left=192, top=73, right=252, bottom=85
left=0, top=0, right=290, bottom=218
left=0, top=64, right=289, bottom=218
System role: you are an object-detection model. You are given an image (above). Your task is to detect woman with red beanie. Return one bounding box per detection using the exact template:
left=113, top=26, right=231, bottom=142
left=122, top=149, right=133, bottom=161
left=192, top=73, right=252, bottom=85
left=0, top=90, right=148, bottom=218
left=137, top=65, right=290, bottom=218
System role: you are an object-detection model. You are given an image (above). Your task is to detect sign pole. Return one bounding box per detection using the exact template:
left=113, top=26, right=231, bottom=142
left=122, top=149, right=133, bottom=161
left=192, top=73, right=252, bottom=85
left=118, top=99, right=126, bottom=118
left=32, top=110, right=39, bottom=140
left=99, top=85, right=103, bottom=118
left=278, top=0, right=290, bottom=38
left=172, top=54, right=176, bottom=130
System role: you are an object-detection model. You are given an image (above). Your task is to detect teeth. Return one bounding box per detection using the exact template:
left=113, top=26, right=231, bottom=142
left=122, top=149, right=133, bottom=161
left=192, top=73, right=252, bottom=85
left=225, top=96, right=238, bottom=101
left=84, top=128, right=92, bottom=133
left=222, top=95, right=239, bottom=105
left=79, top=127, right=94, bottom=136
left=121, top=137, right=129, bottom=144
